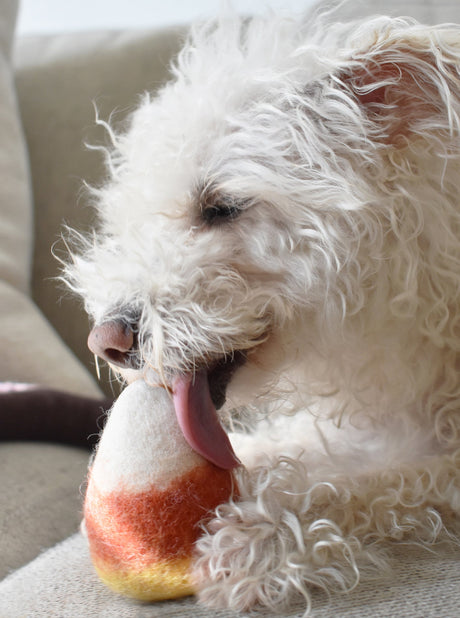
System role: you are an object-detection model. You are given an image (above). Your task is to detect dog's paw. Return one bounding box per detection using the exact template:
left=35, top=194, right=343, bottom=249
left=193, top=460, right=376, bottom=614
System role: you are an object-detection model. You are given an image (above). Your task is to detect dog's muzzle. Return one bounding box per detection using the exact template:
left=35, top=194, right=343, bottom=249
left=87, top=319, right=243, bottom=470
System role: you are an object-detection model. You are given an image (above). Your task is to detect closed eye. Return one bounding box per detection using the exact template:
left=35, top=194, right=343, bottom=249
left=202, top=202, right=240, bottom=224
left=197, top=183, right=249, bottom=226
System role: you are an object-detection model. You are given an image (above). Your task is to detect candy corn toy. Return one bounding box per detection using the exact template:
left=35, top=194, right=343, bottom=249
left=84, top=377, right=239, bottom=601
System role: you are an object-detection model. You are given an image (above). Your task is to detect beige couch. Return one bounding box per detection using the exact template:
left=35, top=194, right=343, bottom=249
left=1, top=0, right=460, bottom=615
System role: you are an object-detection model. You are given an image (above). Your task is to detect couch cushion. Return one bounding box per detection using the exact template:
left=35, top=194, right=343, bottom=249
left=0, top=281, right=104, bottom=393
left=0, top=0, right=101, bottom=394
left=0, top=0, right=30, bottom=294
left=14, top=28, right=184, bottom=393
left=333, top=0, right=460, bottom=21
left=0, top=531, right=459, bottom=617
left=0, top=443, right=89, bottom=579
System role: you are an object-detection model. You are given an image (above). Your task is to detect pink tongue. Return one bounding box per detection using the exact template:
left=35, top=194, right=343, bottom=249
left=172, top=370, right=240, bottom=470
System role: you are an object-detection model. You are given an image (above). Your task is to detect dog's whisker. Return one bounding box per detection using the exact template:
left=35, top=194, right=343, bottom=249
left=94, top=354, right=101, bottom=381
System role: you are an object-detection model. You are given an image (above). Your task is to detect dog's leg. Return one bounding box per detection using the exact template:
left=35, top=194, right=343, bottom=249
left=193, top=449, right=460, bottom=614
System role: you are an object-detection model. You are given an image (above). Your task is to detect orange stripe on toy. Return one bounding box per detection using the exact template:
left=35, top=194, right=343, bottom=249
left=85, top=463, right=234, bottom=566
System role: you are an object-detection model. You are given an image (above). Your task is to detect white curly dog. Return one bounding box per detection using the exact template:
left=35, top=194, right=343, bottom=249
left=65, top=5, right=460, bottom=615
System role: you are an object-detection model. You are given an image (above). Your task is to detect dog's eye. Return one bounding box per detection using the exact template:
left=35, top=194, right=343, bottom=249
left=201, top=203, right=240, bottom=224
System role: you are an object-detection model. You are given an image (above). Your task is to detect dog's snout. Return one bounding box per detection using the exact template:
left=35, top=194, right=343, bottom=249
left=88, top=320, right=135, bottom=368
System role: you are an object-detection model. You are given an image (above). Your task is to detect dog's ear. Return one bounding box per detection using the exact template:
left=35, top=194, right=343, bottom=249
left=338, top=26, right=460, bottom=146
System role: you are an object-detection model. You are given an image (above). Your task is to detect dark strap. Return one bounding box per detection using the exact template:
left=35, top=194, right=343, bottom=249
left=0, top=384, right=113, bottom=449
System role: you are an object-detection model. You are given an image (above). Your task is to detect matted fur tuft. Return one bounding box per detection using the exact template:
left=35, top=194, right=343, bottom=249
left=64, top=5, right=460, bottom=615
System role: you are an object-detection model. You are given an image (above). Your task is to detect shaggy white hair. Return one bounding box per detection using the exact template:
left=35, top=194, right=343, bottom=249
left=65, top=3, right=460, bottom=615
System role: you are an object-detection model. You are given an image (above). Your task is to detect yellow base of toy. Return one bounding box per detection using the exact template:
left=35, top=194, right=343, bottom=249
left=93, top=556, right=195, bottom=601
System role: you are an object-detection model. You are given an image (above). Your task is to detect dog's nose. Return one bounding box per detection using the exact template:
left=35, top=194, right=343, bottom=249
left=88, top=321, right=135, bottom=368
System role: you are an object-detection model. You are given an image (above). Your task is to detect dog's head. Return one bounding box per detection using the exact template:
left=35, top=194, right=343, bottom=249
left=64, top=12, right=460, bottom=465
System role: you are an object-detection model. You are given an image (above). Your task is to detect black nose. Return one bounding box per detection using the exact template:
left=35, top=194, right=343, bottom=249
left=87, top=320, right=135, bottom=368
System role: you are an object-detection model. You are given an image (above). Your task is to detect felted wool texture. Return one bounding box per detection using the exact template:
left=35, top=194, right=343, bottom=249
left=85, top=463, right=235, bottom=601
left=89, top=379, right=204, bottom=492
left=84, top=379, right=236, bottom=601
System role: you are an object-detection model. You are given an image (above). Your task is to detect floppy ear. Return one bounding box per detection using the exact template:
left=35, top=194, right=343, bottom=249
left=338, top=24, right=460, bottom=146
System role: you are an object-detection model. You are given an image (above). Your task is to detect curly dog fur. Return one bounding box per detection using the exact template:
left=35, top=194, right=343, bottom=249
left=64, top=4, right=460, bottom=614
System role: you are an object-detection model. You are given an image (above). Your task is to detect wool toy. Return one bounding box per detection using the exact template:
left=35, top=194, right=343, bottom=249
left=84, top=378, right=239, bottom=601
